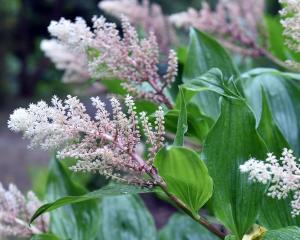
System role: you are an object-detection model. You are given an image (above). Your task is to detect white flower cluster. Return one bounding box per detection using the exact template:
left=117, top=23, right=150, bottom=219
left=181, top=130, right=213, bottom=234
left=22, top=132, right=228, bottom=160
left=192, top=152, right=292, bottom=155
left=8, top=95, right=165, bottom=184
left=240, top=148, right=300, bottom=217
left=280, top=0, right=300, bottom=52
left=0, top=183, right=49, bottom=238
left=279, top=0, right=300, bottom=69
left=41, top=39, right=90, bottom=83
left=41, top=15, right=177, bottom=107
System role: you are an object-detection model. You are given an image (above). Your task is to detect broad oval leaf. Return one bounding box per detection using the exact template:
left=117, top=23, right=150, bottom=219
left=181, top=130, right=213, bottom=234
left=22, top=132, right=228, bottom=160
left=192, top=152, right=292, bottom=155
left=159, top=213, right=219, bottom=240
left=203, top=98, right=267, bottom=239
left=98, top=195, right=156, bottom=240
left=262, top=226, right=300, bottom=240
left=154, top=146, right=213, bottom=214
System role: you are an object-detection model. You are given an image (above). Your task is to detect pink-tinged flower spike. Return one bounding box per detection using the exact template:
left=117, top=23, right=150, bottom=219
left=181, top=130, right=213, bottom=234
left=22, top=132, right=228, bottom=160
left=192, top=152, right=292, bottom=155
left=8, top=95, right=166, bottom=185
left=41, top=39, right=90, bottom=83
left=0, top=183, right=49, bottom=238
left=45, top=16, right=177, bottom=108
left=240, top=148, right=300, bottom=217
left=98, top=0, right=175, bottom=53
left=169, top=0, right=265, bottom=57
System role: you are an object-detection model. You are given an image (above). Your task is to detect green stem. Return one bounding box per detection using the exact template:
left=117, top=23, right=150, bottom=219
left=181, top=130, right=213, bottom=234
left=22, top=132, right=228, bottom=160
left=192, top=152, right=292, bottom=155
left=157, top=181, right=226, bottom=239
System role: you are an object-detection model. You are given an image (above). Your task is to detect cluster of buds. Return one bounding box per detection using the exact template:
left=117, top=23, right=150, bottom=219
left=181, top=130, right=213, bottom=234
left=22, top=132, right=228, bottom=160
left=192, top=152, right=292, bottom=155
left=0, top=183, right=49, bottom=238
left=169, top=0, right=265, bottom=57
left=279, top=0, right=300, bottom=69
left=99, top=0, right=175, bottom=53
left=240, top=148, right=300, bottom=217
left=42, top=15, right=177, bottom=108
left=8, top=95, right=166, bottom=185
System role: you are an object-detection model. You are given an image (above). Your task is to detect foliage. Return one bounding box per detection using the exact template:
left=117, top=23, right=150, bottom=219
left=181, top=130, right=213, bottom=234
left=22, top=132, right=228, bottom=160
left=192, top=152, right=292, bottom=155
left=3, top=1, right=300, bottom=240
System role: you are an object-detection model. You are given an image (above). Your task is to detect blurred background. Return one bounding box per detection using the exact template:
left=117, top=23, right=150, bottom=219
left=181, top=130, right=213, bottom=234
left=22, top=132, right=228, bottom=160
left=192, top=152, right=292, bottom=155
left=0, top=0, right=280, bottom=192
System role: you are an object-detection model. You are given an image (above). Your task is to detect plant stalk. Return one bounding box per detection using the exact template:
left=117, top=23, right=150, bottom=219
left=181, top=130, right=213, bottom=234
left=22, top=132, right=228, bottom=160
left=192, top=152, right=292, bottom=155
left=156, top=181, right=226, bottom=239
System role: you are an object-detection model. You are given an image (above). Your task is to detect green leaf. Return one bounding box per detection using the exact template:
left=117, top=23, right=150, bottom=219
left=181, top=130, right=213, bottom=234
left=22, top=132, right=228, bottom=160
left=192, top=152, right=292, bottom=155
left=154, top=146, right=213, bottom=214
left=174, top=87, right=187, bottom=146
left=262, top=226, right=300, bottom=240
left=183, top=29, right=239, bottom=82
left=182, top=68, right=241, bottom=123
left=225, top=236, right=237, bottom=240
left=31, top=234, right=60, bottom=240
left=44, top=157, right=100, bottom=240
left=97, top=195, right=156, bottom=240
left=31, top=182, right=152, bottom=224
left=165, top=102, right=213, bottom=143
left=101, top=79, right=127, bottom=95
left=203, top=98, right=267, bottom=239
left=183, top=28, right=239, bottom=121
left=257, top=89, right=289, bottom=153
left=159, top=213, right=219, bottom=240
left=257, top=90, right=300, bottom=228
left=241, top=70, right=300, bottom=155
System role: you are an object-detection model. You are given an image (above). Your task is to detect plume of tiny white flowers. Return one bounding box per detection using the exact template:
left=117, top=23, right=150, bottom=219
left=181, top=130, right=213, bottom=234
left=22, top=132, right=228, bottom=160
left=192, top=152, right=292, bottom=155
left=240, top=148, right=300, bottom=217
left=8, top=95, right=165, bottom=185
left=279, top=0, right=300, bottom=69
left=98, top=0, right=175, bottom=53
left=43, top=15, right=177, bottom=108
left=41, top=39, right=90, bottom=83
left=169, top=0, right=265, bottom=57
left=0, top=183, right=49, bottom=238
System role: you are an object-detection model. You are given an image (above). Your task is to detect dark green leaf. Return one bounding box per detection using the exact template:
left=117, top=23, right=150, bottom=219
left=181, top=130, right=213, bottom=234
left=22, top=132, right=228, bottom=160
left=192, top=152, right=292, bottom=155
left=31, top=182, right=152, bottom=224
left=241, top=70, right=300, bottom=155
left=165, top=103, right=213, bottom=143
left=159, top=213, right=219, bottom=240
left=44, top=158, right=100, bottom=240
left=154, top=146, right=213, bottom=214
left=203, top=98, right=267, bottom=238
left=182, top=68, right=224, bottom=121
left=183, top=28, right=239, bottom=121
left=262, top=226, right=300, bottom=240
left=174, top=87, right=187, bottom=146
left=97, top=195, right=156, bottom=240
left=31, top=234, right=60, bottom=240
left=183, top=29, right=239, bottom=82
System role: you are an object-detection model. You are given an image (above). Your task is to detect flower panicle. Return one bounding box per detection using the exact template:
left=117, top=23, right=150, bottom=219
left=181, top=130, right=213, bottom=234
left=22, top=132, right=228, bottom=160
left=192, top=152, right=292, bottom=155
left=169, top=0, right=265, bottom=57
left=42, top=14, right=177, bottom=107
left=41, top=39, right=90, bottom=83
left=0, top=183, right=49, bottom=238
left=8, top=95, right=166, bottom=185
left=240, top=148, right=300, bottom=217
left=98, top=0, right=174, bottom=53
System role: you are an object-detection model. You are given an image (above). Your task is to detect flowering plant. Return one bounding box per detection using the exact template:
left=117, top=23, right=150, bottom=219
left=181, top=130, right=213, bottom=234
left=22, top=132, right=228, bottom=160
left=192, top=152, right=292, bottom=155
left=4, top=0, right=300, bottom=240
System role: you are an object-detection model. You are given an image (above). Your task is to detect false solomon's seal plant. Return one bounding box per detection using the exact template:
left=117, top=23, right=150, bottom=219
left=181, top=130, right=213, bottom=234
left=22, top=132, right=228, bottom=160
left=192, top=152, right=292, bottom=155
left=4, top=1, right=300, bottom=240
